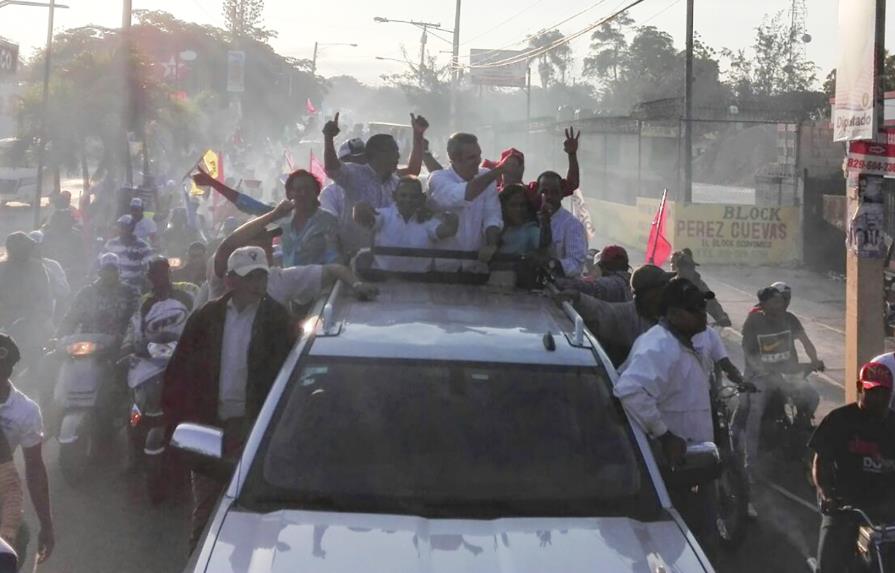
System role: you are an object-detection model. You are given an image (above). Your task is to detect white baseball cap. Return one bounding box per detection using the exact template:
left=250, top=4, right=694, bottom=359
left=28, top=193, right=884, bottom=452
left=98, top=252, right=120, bottom=269
left=227, top=246, right=269, bottom=277
left=130, top=197, right=144, bottom=209
left=338, top=138, right=365, bottom=160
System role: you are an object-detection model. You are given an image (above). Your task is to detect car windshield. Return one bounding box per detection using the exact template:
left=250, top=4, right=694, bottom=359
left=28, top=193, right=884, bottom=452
left=241, top=358, right=660, bottom=520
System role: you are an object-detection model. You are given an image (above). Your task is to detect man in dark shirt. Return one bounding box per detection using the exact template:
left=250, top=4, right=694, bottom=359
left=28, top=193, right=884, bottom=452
left=810, top=362, right=895, bottom=572
left=736, top=286, right=823, bottom=478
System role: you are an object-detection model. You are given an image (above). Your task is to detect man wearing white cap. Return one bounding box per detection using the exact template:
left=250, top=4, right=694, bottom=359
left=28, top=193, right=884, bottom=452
left=129, top=197, right=159, bottom=247
left=162, top=245, right=293, bottom=552
left=27, top=231, right=70, bottom=322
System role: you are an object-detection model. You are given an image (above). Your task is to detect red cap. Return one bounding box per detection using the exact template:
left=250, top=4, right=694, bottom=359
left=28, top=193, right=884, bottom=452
left=860, top=362, right=894, bottom=390
left=483, top=147, right=525, bottom=170
left=599, top=245, right=629, bottom=267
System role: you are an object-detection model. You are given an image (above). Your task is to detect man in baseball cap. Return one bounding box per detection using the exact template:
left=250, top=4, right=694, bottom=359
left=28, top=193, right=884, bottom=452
left=810, top=360, right=895, bottom=572
left=557, top=244, right=634, bottom=303
left=338, top=138, right=366, bottom=163
left=130, top=196, right=159, bottom=246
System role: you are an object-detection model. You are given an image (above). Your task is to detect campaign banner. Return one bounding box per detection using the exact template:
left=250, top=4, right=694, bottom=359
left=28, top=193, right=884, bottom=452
left=469, top=49, right=528, bottom=88
left=833, top=0, right=879, bottom=141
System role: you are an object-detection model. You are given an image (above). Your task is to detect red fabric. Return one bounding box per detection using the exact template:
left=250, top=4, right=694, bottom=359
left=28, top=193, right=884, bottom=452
left=645, top=190, right=672, bottom=266
left=306, top=98, right=317, bottom=114
left=482, top=147, right=525, bottom=170
left=309, top=151, right=327, bottom=187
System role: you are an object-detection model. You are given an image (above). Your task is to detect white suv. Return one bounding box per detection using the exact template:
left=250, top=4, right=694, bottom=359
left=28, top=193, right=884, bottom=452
left=176, top=277, right=716, bottom=573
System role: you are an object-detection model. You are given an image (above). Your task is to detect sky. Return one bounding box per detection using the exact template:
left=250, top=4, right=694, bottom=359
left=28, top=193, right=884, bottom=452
left=0, top=0, right=866, bottom=87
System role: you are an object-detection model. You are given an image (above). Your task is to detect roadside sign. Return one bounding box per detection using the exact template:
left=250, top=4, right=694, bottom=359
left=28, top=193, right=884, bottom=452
left=469, top=49, right=528, bottom=88
left=226, top=50, right=245, bottom=93
left=845, top=131, right=895, bottom=176
left=0, top=40, right=18, bottom=76
left=833, top=0, right=880, bottom=141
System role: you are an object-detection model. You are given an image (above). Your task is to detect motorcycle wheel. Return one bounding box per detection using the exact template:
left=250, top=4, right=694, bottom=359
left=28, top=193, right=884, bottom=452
left=59, top=415, right=95, bottom=486
left=714, top=454, right=749, bottom=551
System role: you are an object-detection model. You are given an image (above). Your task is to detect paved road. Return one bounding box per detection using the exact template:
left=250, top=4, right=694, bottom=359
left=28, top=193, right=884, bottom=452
left=0, top=207, right=846, bottom=572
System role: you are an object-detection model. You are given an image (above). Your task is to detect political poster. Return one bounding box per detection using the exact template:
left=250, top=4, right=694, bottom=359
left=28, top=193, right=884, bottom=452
left=833, top=0, right=879, bottom=141
left=469, top=49, right=528, bottom=88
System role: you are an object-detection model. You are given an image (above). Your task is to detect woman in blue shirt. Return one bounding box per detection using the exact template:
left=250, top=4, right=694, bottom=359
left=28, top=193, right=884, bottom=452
left=279, top=170, right=341, bottom=266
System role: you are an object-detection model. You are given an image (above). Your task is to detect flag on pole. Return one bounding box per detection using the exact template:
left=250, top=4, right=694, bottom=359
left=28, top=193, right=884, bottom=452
left=645, top=189, right=672, bottom=266
left=283, top=149, right=295, bottom=172
left=306, top=98, right=317, bottom=114
left=309, top=151, right=327, bottom=186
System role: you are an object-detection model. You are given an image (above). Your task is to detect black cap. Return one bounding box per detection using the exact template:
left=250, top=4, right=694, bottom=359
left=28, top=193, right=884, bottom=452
left=757, top=286, right=782, bottom=303
left=631, top=264, right=675, bottom=294
left=0, top=334, right=20, bottom=369
left=661, top=277, right=715, bottom=314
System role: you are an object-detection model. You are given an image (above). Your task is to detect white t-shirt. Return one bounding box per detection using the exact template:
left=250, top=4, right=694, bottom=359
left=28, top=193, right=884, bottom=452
left=693, top=328, right=728, bottom=363
left=133, top=217, right=158, bottom=242
left=372, top=206, right=442, bottom=273
left=0, top=385, right=44, bottom=451
left=207, top=265, right=324, bottom=307
left=218, top=299, right=258, bottom=420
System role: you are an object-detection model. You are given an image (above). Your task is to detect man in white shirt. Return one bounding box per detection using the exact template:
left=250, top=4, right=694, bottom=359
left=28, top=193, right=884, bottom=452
left=354, top=176, right=459, bottom=273
left=614, top=277, right=717, bottom=549
left=130, top=198, right=159, bottom=247
left=27, top=230, right=70, bottom=321
left=538, top=170, right=587, bottom=277
left=427, top=133, right=504, bottom=271
left=0, top=335, right=54, bottom=563
left=319, top=138, right=373, bottom=256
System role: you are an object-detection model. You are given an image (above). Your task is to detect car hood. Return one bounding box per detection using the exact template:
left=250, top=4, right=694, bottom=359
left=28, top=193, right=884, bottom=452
left=204, top=509, right=708, bottom=573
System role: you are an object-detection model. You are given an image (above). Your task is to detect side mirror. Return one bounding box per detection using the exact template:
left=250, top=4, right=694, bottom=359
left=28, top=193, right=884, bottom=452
left=664, top=442, right=722, bottom=489
left=171, top=423, right=234, bottom=479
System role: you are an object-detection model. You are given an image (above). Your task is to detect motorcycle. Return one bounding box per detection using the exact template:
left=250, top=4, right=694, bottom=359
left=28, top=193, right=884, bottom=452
left=711, top=378, right=756, bottom=551
left=759, top=362, right=823, bottom=485
left=808, top=506, right=895, bottom=573
left=52, top=333, right=122, bottom=485
left=124, top=295, right=190, bottom=504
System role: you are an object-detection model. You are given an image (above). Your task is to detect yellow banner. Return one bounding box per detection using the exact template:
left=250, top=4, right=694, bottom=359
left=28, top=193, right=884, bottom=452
left=190, top=149, right=221, bottom=197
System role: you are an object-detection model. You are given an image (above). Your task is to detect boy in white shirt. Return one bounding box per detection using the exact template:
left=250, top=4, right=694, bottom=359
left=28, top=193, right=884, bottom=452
left=354, top=176, right=459, bottom=273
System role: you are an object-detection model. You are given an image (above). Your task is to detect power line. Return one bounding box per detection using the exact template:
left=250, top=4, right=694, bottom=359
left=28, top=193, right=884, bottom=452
left=456, top=0, right=611, bottom=61
left=642, top=0, right=682, bottom=25
left=460, top=0, right=648, bottom=70
left=459, top=0, right=549, bottom=47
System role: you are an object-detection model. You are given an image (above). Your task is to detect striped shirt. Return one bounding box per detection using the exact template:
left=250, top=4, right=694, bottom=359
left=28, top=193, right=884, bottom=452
left=102, top=237, right=153, bottom=290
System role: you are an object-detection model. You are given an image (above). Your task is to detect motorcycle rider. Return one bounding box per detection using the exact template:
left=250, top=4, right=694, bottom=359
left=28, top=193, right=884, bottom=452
left=123, top=256, right=196, bottom=356
left=27, top=230, right=71, bottom=324
left=0, top=335, right=54, bottom=564
left=57, top=254, right=139, bottom=341
left=810, top=361, right=895, bottom=573
left=737, top=286, right=824, bottom=482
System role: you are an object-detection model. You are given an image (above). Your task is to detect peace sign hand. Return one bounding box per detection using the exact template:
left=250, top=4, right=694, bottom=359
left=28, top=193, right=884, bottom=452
left=322, top=112, right=341, bottom=139
left=563, top=126, right=580, bottom=155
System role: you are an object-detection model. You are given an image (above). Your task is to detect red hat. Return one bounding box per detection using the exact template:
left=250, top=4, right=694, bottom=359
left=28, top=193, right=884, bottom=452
left=483, top=147, right=525, bottom=171
left=860, top=362, right=894, bottom=391
left=598, top=245, right=630, bottom=268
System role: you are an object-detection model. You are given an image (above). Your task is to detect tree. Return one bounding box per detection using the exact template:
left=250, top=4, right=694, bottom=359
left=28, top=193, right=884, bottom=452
left=222, top=0, right=274, bottom=42
left=582, top=13, right=633, bottom=84
left=527, top=30, right=572, bottom=88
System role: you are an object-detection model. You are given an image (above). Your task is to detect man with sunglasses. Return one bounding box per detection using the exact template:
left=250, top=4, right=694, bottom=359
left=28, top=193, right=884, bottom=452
left=614, top=278, right=717, bottom=548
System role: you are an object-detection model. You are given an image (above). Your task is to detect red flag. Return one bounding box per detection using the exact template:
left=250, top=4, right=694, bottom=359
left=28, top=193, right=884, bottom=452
left=645, top=189, right=672, bottom=266
left=309, top=151, right=326, bottom=186
left=306, top=98, right=317, bottom=114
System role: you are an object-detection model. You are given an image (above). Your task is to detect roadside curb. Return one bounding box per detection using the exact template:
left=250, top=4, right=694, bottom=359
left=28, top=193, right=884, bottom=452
left=717, top=326, right=844, bottom=390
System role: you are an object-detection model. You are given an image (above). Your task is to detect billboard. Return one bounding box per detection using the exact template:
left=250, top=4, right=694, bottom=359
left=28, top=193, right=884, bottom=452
left=469, top=49, right=528, bottom=88
left=226, top=50, right=245, bottom=93
left=833, top=0, right=879, bottom=141
left=0, top=40, right=18, bottom=76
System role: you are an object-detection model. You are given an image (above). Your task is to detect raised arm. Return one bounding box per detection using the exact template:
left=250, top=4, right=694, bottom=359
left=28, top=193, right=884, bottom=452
left=465, top=165, right=505, bottom=202
left=399, top=114, right=428, bottom=177
left=322, top=112, right=342, bottom=176
left=422, top=139, right=444, bottom=173
left=562, top=126, right=580, bottom=195
left=213, top=199, right=295, bottom=278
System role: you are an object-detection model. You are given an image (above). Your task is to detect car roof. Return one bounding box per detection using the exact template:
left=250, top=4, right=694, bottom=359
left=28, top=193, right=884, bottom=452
left=307, top=280, right=599, bottom=367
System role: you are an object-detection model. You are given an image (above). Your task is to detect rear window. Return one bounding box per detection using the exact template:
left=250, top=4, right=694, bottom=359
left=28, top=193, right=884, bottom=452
left=241, top=358, right=660, bottom=520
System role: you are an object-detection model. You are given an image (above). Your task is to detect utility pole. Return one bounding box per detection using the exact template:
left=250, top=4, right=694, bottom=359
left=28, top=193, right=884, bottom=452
left=122, top=0, right=131, bottom=29
left=122, top=0, right=133, bottom=186
left=311, top=41, right=318, bottom=75
left=450, top=0, right=461, bottom=132
left=682, top=0, right=694, bottom=204
left=844, top=0, right=886, bottom=402
left=31, top=0, right=55, bottom=228
left=418, top=26, right=427, bottom=87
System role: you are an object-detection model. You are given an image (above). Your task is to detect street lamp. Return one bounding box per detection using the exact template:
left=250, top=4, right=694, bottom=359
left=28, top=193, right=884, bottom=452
left=373, top=16, right=452, bottom=87
left=311, top=42, right=358, bottom=76
left=0, top=0, right=70, bottom=227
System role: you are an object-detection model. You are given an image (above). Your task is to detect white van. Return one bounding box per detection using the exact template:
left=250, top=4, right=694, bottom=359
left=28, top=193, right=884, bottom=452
left=175, top=266, right=717, bottom=573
